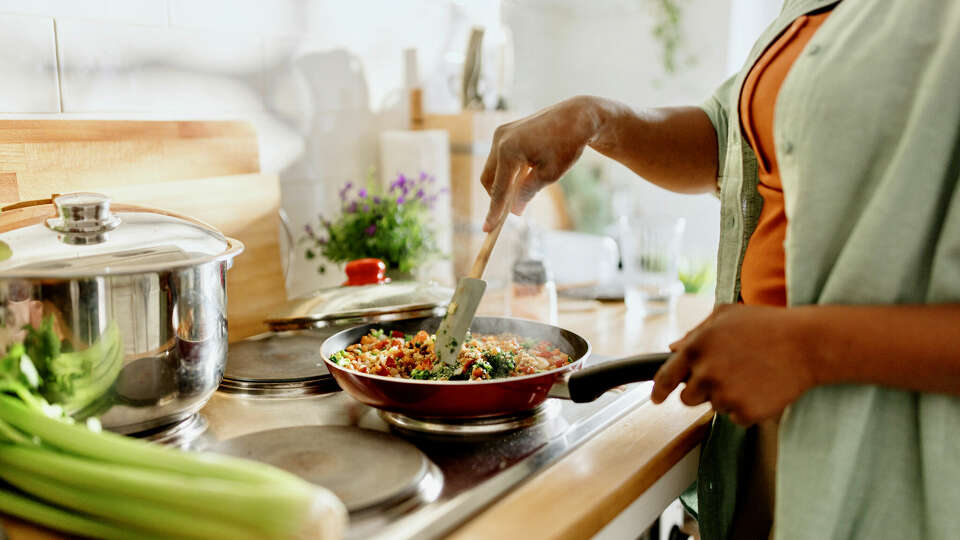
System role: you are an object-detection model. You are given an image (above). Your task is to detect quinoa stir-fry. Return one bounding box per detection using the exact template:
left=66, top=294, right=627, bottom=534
left=330, top=329, right=573, bottom=380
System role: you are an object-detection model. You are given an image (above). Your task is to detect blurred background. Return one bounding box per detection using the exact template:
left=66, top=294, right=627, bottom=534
left=0, top=0, right=781, bottom=301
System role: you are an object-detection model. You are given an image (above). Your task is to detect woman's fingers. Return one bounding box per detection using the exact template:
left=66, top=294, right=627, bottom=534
left=652, top=349, right=694, bottom=403
left=483, top=159, right=522, bottom=232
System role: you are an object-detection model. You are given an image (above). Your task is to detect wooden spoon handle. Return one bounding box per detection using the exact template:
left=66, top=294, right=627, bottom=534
left=468, top=165, right=531, bottom=280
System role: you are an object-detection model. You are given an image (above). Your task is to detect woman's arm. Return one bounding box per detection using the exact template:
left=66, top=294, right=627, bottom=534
left=651, top=304, right=960, bottom=425
left=480, top=95, right=719, bottom=231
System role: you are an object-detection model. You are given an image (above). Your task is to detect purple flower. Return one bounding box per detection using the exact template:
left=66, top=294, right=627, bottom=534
left=419, top=171, right=428, bottom=180
left=390, top=173, right=408, bottom=192
left=347, top=201, right=358, bottom=213
left=373, top=196, right=381, bottom=204
left=318, top=235, right=328, bottom=245
left=365, top=224, right=377, bottom=236
left=397, top=196, right=405, bottom=205
left=358, top=188, right=367, bottom=198
left=338, top=181, right=353, bottom=201
left=415, top=189, right=425, bottom=200
left=363, top=204, right=370, bottom=212
left=304, top=224, right=314, bottom=236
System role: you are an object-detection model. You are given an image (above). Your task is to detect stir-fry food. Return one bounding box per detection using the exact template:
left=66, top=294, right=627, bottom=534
left=330, top=329, right=573, bottom=380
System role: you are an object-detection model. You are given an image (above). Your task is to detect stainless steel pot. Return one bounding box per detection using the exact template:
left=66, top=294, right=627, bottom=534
left=0, top=193, right=243, bottom=434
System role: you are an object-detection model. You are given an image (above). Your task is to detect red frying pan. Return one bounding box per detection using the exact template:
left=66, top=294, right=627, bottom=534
left=320, top=316, right=671, bottom=418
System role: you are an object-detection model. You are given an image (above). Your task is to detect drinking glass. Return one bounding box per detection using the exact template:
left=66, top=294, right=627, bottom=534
left=620, top=215, right=686, bottom=316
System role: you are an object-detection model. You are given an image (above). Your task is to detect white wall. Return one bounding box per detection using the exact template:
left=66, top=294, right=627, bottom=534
left=0, top=0, right=783, bottom=293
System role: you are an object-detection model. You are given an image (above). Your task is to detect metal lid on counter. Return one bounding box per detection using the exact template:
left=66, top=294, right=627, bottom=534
left=265, top=260, right=452, bottom=331
left=0, top=193, right=243, bottom=277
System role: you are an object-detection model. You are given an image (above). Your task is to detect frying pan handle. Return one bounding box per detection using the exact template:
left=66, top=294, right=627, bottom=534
left=567, top=351, right=673, bottom=403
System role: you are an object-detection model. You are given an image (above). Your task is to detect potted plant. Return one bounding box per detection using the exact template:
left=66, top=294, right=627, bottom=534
left=302, top=171, right=446, bottom=280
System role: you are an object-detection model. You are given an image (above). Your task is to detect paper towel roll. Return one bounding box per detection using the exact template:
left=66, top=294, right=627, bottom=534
left=379, top=129, right=453, bottom=285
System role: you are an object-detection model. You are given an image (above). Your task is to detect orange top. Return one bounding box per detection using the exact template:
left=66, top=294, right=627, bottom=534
left=738, top=10, right=832, bottom=306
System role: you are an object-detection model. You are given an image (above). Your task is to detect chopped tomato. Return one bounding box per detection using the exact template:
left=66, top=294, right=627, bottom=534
left=385, top=358, right=396, bottom=368
left=391, top=330, right=404, bottom=338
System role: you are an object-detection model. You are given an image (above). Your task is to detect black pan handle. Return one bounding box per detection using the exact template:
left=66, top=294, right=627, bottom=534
left=566, top=351, right=673, bottom=403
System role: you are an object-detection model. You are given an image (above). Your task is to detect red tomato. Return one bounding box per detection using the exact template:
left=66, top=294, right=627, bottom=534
left=391, top=330, right=404, bottom=338
left=385, top=358, right=396, bottom=368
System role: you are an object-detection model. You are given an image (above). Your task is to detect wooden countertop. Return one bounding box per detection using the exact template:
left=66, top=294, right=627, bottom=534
left=2, top=295, right=715, bottom=540
left=447, top=294, right=715, bottom=540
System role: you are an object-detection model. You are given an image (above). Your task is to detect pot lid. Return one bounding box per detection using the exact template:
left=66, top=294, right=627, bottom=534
left=0, top=193, right=243, bottom=277
left=266, top=280, right=452, bottom=329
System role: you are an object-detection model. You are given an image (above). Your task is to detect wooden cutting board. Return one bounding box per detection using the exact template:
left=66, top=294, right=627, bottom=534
left=0, top=119, right=287, bottom=342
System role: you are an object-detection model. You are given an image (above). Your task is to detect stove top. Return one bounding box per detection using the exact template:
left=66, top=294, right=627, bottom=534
left=181, top=355, right=651, bottom=539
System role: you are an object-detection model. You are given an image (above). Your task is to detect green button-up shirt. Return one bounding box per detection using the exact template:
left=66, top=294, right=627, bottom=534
left=691, top=0, right=960, bottom=538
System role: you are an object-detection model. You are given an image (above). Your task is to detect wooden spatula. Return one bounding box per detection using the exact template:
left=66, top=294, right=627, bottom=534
left=436, top=166, right=531, bottom=367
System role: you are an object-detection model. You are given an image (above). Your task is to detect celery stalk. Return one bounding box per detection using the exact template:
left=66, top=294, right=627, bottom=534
left=0, top=417, right=31, bottom=445
left=0, top=444, right=315, bottom=538
left=0, top=395, right=301, bottom=487
left=0, top=466, right=263, bottom=540
left=0, top=488, right=167, bottom=540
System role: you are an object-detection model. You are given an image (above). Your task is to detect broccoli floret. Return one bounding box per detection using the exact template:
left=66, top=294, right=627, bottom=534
left=449, top=367, right=471, bottom=381
left=430, top=365, right=455, bottom=380
left=473, top=359, right=493, bottom=379
left=482, top=350, right=517, bottom=379
left=410, top=369, right=430, bottom=380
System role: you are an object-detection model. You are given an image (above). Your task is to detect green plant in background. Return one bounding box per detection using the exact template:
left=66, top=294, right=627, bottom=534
left=678, top=257, right=716, bottom=294
left=649, top=0, right=689, bottom=74
left=559, top=161, right=615, bottom=235
left=302, top=170, right=446, bottom=274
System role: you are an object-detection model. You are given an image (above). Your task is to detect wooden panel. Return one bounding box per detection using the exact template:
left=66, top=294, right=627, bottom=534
left=0, top=120, right=284, bottom=341
left=0, top=172, right=18, bottom=201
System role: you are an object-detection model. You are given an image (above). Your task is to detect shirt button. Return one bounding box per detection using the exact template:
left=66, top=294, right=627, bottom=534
left=782, top=141, right=795, bottom=154
left=726, top=215, right=736, bottom=228
left=807, top=43, right=821, bottom=56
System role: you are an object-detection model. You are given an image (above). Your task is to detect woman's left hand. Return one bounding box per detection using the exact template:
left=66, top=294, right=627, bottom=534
left=651, top=304, right=819, bottom=425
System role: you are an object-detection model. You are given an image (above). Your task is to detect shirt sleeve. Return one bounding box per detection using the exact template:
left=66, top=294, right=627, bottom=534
left=698, top=75, right=738, bottom=194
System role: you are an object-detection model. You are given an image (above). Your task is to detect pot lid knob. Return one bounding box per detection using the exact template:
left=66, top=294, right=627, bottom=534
left=343, top=258, right=390, bottom=286
left=46, top=192, right=122, bottom=245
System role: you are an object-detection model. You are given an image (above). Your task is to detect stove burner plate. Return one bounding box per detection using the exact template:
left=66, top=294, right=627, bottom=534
left=210, top=426, right=441, bottom=513
left=221, top=332, right=339, bottom=396
left=224, top=332, right=331, bottom=382
left=380, top=400, right=561, bottom=436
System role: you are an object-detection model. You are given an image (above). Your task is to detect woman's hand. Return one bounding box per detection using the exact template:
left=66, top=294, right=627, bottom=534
left=480, top=96, right=602, bottom=231
left=479, top=99, right=720, bottom=232
left=651, top=304, right=820, bottom=425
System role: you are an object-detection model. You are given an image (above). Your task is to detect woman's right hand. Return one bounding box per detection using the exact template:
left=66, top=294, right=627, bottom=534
left=480, top=95, right=603, bottom=232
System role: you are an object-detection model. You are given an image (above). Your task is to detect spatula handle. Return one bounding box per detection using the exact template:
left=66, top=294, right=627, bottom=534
left=469, top=166, right=531, bottom=279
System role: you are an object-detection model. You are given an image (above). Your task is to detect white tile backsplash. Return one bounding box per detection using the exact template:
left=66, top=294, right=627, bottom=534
left=168, top=0, right=306, bottom=35
left=57, top=19, right=264, bottom=113
left=0, top=13, right=59, bottom=112
left=0, top=0, right=167, bottom=25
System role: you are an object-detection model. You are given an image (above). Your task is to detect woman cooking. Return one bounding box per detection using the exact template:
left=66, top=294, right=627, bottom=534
left=479, top=1, right=960, bottom=539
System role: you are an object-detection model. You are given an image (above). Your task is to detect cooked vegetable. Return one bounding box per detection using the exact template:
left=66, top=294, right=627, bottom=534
left=333, top=329, right=571, bottom=381
left=0, top=320, right=348, bottom=540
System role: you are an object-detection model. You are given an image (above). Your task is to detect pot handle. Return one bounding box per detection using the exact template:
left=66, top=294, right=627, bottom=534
left=566, top=351, right=673, bottom=403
